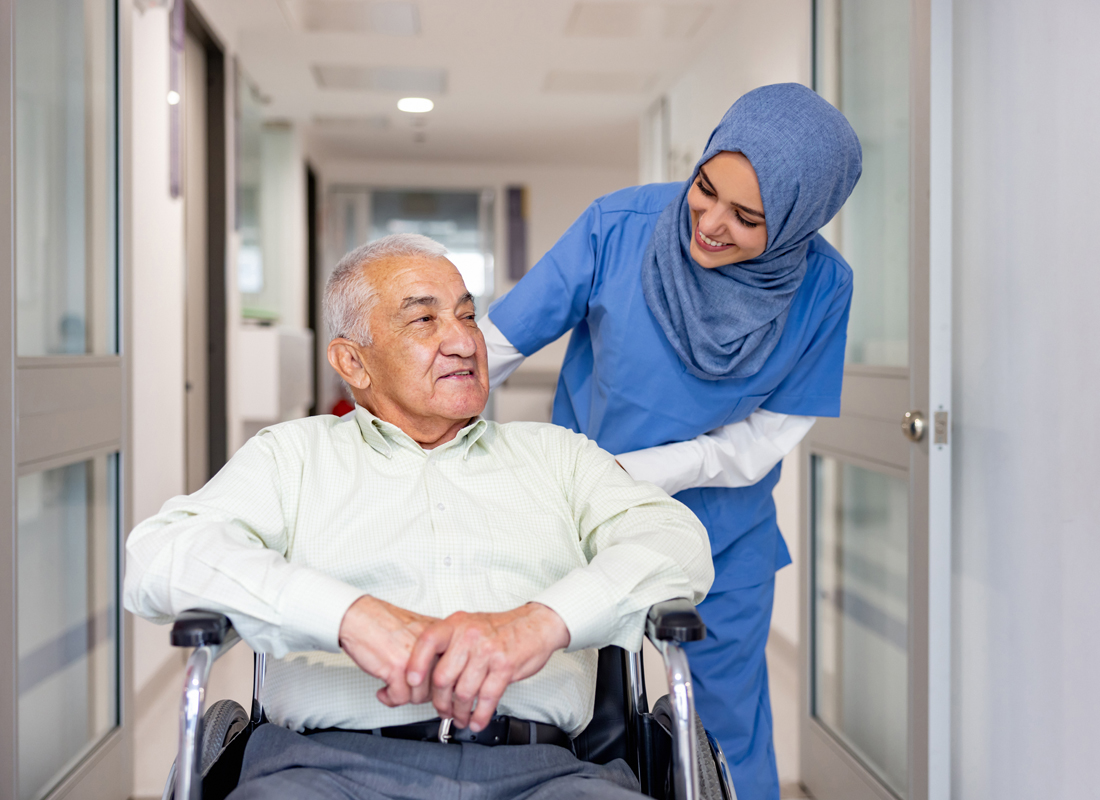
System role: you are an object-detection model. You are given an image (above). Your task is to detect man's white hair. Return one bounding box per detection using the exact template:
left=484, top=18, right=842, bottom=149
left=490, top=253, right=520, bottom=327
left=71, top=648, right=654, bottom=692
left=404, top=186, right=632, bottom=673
left=323, top=233, right=449, bottom=346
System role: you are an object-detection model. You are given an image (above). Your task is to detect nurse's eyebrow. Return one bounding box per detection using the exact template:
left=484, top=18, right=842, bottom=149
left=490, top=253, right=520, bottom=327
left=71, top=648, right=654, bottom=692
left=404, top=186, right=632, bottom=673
left=698, top=167, right=765, bottom=219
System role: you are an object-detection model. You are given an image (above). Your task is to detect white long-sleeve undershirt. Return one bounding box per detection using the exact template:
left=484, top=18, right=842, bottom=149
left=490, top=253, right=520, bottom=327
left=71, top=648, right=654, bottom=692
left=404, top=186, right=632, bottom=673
left=482, top=316, right=815, bottom=496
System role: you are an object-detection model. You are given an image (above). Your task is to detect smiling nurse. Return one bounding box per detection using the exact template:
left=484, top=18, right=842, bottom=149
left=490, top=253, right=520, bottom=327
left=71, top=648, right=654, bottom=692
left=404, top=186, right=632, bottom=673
left=483, top=84, right=862, bottom=800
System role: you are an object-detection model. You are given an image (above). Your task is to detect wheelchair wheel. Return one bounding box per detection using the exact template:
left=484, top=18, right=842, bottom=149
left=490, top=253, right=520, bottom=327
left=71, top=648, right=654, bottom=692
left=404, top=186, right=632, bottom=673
left=201, top=700, right=250, bottom=776
left=652, top=695, right=727, bottom=800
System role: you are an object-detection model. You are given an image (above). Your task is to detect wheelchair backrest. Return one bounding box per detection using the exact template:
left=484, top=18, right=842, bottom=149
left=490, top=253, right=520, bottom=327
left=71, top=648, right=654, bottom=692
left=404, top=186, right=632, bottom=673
left=571, top=645, right=636, bottom=769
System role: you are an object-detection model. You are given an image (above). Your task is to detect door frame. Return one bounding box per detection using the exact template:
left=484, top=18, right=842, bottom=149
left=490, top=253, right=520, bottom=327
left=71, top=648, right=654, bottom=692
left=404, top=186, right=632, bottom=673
left=0, top=1, right=132, bottom=798
left=798, top=1, right=953, bottom=799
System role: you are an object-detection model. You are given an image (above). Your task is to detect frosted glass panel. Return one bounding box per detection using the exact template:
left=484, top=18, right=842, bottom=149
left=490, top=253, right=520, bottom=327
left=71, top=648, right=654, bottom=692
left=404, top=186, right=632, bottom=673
left=15, top=0, right=116, bottom=355
left=17, top=456, right=119, bottom=800
left=816, top=0, right=909, bottom=366
left=812, top=456, right=908, bottom=796
left=370, top=190, right=493, bottom=300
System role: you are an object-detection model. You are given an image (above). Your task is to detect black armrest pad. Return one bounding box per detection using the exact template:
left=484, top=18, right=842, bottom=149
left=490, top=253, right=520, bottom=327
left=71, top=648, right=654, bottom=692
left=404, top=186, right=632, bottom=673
left=171, top=610, right=233, bottom=648
left=646, top=598, right=706, bottom=643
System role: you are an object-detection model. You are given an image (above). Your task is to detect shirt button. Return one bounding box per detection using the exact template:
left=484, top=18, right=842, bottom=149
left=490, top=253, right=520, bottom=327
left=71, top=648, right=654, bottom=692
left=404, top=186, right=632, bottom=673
left=443, top=556, right=452, bottom=567
left=437, top=503, right=445, bottom=511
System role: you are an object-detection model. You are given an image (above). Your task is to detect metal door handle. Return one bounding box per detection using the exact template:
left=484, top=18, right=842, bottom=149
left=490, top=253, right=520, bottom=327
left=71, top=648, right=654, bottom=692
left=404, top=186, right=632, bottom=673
left=902, top=410, right=925, bottom=442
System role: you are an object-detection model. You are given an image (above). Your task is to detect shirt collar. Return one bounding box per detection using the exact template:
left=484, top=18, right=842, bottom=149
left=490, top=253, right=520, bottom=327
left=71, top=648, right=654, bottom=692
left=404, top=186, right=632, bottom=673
left=353, top=405, right=489, bottom=460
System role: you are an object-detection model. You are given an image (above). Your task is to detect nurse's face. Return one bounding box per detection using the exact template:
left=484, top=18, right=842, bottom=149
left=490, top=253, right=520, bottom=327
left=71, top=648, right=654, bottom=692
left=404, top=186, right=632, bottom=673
left=687, top=151, right=768, bottom=268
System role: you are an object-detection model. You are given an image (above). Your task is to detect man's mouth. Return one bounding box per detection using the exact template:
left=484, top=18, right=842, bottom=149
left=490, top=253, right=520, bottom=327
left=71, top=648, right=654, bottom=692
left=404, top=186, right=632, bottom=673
left=439, top=369, right=474, bottom=380
left=695, top=228, right=734, bottom=252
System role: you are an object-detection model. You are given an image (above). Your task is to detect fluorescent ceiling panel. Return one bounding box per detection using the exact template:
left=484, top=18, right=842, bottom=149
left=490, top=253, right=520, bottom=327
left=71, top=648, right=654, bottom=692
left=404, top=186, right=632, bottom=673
left=286, top=0, right=420, bottom=35
left=312, top=65, right=446, bottom=94
left=565, top=1, right=644, bottom=37
left=544, top=70, right=655, bottom=93
left=312, top=115, right=391, bottom=129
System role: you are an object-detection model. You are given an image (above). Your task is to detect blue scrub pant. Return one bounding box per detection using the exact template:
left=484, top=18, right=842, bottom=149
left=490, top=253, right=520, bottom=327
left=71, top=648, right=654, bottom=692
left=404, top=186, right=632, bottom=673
left=685, top=579, right=778, bottom=800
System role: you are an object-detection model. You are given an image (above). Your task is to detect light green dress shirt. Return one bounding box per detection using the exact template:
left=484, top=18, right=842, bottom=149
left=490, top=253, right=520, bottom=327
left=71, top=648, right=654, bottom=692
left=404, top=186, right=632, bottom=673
left=124, top=407, right=713, bottom=735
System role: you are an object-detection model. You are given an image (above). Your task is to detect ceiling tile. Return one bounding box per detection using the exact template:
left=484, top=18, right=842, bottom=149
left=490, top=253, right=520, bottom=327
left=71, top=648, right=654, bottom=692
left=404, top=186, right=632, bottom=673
left=661, top=3, right=712, bottom=39
left=544, top=70, right=655, bottom=93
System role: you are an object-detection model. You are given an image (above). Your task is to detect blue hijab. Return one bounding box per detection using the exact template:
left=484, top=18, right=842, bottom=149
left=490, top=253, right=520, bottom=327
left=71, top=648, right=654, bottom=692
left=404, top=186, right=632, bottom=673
left=642, top=83, right=862, bottom=381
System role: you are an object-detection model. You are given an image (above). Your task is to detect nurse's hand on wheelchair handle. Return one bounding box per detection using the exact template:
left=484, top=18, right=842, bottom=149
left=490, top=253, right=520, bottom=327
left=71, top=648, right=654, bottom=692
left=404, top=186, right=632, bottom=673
left=405, top=603, right=570, bottom=732
left=337, top=594, right=441, bottom=708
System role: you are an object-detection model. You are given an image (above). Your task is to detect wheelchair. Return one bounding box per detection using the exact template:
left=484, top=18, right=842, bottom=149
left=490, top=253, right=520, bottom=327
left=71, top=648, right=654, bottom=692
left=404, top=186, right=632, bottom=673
left=163, top=599, right=737, bottom=800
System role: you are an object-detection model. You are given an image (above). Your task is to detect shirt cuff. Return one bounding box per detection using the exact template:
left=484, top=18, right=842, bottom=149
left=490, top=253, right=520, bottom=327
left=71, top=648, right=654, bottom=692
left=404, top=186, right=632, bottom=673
left=531, top=568, right=621, bottom=653
left=278, top=568, right=367, bottom=653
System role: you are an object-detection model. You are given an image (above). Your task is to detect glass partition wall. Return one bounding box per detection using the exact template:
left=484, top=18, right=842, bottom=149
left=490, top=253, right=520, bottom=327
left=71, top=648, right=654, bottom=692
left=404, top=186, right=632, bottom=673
left=2, top=1, right=127, bottom=798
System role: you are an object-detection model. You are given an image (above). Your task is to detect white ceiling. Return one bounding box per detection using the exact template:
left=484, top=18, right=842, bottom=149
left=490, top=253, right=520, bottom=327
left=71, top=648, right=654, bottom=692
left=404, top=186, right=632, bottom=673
left=191, top=0, right=745, bottom=167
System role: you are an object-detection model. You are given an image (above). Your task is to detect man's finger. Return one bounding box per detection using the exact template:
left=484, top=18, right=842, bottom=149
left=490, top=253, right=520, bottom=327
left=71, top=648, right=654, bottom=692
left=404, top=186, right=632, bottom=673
left=469, top=669, right=512, bottom=732
left=407, top=623, right=452, bottom=688
left=408, top=653, right=439, bottom=706
left=450, top=658, right=490, bottom=728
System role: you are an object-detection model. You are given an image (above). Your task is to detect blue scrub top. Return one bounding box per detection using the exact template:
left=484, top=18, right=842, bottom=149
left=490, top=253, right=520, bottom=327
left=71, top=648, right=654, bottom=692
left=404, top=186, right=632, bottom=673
left=489, top=183, right=853, bottom=590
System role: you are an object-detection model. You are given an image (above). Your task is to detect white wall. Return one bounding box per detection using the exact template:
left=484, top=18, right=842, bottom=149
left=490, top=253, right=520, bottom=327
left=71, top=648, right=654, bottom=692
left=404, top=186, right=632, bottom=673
left=952, top=1, right=1100, bottom=797
left=663, top=0, right=812, bottom=182
left=128, top=5, right=188, bottom=795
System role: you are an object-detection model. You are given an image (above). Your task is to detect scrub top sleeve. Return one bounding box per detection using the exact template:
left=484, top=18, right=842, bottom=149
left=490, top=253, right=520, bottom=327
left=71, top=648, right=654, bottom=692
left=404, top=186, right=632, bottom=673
left=761, top=272, right=853, bottom=417
left=487, top=201, right=603, bottom=356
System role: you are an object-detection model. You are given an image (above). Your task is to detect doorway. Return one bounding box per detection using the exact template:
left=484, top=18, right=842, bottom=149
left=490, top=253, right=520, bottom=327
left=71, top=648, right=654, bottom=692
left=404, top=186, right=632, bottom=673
left=800, top=2, right=953, bottom=800
left=183, top=4, right=227, bottom=493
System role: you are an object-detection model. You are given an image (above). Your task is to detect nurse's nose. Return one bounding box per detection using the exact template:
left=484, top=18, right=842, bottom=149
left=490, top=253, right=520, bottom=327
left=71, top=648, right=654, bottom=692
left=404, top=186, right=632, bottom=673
left=697, top=204, right=730, bottom=238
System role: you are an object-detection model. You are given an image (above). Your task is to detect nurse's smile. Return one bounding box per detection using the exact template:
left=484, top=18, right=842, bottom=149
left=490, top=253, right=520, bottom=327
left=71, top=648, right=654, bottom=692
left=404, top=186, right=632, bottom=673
left=687, top=151, right=768, bottom=268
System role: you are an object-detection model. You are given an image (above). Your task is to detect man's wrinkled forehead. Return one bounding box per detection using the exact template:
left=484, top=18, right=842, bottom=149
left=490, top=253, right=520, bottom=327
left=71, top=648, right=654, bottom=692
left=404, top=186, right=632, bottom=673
left=399, top=291, right=476, bottom=312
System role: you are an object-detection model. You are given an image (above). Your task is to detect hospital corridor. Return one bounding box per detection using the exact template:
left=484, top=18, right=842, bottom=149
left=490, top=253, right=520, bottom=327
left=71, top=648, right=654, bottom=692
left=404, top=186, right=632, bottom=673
left=0, top=1, right=1098, bottom=799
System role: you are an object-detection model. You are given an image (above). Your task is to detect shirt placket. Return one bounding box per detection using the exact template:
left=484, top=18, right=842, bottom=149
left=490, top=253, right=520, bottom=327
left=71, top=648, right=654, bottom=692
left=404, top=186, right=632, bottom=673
left=423, top=452, right=465, bottom=612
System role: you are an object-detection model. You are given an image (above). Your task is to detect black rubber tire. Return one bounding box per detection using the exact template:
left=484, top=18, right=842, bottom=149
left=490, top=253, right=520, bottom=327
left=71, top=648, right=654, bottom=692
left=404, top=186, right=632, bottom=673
left=201, top=699, right=250, bottom=776
left=651, top=695, right=726, bottom=800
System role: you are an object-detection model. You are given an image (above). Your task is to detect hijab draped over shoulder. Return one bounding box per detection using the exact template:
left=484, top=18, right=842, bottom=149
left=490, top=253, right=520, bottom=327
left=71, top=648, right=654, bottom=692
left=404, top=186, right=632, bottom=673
left=642, top=83, right=862, bottom=381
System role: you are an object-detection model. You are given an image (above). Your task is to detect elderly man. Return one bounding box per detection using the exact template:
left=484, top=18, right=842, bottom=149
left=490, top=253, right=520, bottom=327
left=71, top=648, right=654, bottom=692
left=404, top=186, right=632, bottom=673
left=124, top=233, right=713, bottom=799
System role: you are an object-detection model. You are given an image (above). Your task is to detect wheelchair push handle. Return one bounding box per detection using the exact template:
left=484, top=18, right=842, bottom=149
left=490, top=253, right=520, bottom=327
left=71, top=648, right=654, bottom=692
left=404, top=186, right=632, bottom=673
left=171, top=610, right=233, bottom=648
left=646, top=598, right=706, bottom=644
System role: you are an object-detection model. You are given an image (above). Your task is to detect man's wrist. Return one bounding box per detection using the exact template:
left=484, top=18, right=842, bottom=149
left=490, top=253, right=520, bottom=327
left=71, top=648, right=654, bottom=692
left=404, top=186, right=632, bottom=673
left=525, top=602, right=571, bottom=650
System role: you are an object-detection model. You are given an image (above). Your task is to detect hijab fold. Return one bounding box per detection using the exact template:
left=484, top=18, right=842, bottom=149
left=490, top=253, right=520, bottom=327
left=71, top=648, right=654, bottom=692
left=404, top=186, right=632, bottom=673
left=642, top=84, right=862, bottom=381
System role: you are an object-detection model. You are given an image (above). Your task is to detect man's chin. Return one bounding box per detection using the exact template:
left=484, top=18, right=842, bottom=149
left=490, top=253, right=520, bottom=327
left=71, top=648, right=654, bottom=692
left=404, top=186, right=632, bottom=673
left=435, top=390, right=488, bottom=422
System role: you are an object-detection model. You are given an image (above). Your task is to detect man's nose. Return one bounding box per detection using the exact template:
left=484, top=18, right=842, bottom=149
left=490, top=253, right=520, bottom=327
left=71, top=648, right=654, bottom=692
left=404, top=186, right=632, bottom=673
left=439, top=315, right=478, bottom=358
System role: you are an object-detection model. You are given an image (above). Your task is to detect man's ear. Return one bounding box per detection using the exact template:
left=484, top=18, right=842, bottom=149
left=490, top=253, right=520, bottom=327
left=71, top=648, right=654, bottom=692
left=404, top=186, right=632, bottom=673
left=327, top=339, right=372, bottom=391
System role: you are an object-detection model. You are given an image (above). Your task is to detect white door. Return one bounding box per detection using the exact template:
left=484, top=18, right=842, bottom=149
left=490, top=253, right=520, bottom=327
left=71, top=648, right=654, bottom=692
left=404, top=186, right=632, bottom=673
left=800, top=1, right=952, bottom=799
left=0, top=0, right=129, bottom=798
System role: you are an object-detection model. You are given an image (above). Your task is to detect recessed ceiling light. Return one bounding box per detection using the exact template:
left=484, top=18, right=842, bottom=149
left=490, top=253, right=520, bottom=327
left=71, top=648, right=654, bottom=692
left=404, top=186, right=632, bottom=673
left=167, top=90, right=181, bottom=105
left=397, top=97, right=433, bottom=113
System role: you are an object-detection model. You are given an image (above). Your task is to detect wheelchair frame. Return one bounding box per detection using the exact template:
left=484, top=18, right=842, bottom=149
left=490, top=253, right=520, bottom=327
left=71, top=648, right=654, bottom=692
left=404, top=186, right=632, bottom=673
left=164, top=600, right=736, bottom=800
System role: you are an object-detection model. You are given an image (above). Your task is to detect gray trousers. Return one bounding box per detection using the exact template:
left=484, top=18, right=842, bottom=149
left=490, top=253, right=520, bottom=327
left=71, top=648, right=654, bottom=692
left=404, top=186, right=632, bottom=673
left=226, top=724, right=646, bottom=800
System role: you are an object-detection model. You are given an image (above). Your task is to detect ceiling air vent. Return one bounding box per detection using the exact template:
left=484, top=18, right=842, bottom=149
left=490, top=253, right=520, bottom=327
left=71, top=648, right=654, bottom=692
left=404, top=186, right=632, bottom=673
left=312, top=65, right=446, bottom=94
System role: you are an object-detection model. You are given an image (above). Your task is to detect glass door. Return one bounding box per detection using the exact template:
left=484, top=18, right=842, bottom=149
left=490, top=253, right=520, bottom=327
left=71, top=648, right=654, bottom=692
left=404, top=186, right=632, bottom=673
left=800, top=1, right=952, bottom=799
left=1, top=0, right=129, bottom=798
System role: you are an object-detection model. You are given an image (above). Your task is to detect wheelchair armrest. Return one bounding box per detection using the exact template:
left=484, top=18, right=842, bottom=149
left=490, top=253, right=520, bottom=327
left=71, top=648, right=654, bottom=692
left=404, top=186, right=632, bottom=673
left=646, top=599, right=706, bottom=644
left=170, top=610, right=234, bottom=648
